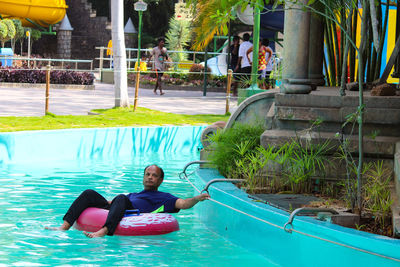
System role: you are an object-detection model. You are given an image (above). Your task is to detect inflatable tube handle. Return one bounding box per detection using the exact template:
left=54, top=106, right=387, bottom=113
left=124, top=209, right=140, bottom=217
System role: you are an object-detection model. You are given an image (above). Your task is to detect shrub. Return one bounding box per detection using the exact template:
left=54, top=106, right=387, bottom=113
left=0, top=67, right=94, bottom=85
left=0, top=21, right=8, bottom=43
left=206, top=122, right=265, bottom=177
left=0, top=19, right=15, bottom=46
left=188, top=63, right=211, bottom=81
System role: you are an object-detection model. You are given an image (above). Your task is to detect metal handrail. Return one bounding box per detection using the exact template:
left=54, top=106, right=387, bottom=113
left=0, top=56, right=93, bottom=70
left=284, top=207, right=339, bottom=233
left=201, top=178, right=246, bottom=194
left=179, top=160, right=209, bottom=180
left=95, top=46, right=227, bottom=55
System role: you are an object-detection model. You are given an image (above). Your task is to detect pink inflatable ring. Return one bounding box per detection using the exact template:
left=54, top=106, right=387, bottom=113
left=74, top=208, right=179, bottom=236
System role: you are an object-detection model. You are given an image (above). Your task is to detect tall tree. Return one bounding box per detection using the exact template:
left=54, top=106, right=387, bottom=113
left=11, top=19, right=24, bottom=53
left=0, top=19, right=16, bottom=48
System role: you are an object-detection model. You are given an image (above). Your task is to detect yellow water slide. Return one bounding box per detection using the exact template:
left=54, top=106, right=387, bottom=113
left=0, top=0, right=68, bottom=27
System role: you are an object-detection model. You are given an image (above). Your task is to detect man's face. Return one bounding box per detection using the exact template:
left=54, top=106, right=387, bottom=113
left=143, top=165, right=163, bottom=190
left=159, top=40, right=165, bottom=48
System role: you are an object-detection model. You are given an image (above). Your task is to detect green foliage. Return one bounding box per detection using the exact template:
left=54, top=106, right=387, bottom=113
left=0, top=19, right=16, bottom=47
left=281, top=139, right=332, bottom=193
left=363, top=161, right=393, bottom=228
left=12, top=19, right=24, bottom=40
left=165, top=17, right=191, bottom=64
left=0, top=21, right=7, bottom=41
left=3, top=19, right=16, bottom=41
left=206, top=120, right=332, bottom=194
left=30, top=28, right=41, bottom=41
left=206, top=122, right=265, bottom=177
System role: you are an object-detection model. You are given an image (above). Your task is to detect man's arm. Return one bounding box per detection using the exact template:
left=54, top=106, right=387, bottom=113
left=231, top=44, right=239, bottom=56
left=234, top=57, right=242, bottom=72
left=265, top=47, right=273, bottom=65
left=246, top=46, right=254, bottom=64
left=175, top=193, right=210, bottom=209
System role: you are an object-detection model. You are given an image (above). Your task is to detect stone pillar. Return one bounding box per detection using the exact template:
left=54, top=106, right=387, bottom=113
left=281, top=0, right=312, bottom=94
left=124, top=18, right=137, bottom=49
left=57, top=14, right=74, bottom=59
left=308, top=14, right=325, bottom=89
left=57, top=31, right=72, bottom=59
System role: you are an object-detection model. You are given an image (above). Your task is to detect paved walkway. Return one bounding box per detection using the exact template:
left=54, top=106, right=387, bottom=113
left=0, top=82, right=238, bottom=116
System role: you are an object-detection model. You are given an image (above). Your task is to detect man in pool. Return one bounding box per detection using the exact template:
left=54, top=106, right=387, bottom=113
left=46, top=165, right=210, bottom=238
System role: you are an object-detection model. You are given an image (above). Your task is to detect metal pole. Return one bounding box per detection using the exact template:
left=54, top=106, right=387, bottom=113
left=128, top=49, right=131, bottom=70
left=227, top=19, right=231, bottom=75
left=250, top=6, right=261, bottom=89
left=226, top=69, right=232, bottom=114
left=203, top=47, right=208, bottom=96
left=134, top=10, right=143, bottom=111
left=137, top=11, right=142, bottom=72
left=134, top=71, right=140, bottom=111
left=45, top=65, right=51, bottom=114
left=99, top=47, right=104, bottom=81
left=27, top=32, right=31, bottom=68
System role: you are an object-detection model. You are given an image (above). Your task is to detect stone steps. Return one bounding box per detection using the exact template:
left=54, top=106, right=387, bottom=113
left=261, top=129, right=400, bottom=157
left=275, top=106, right=400, bottom=125
left=275, top=93, right=400, bottom=109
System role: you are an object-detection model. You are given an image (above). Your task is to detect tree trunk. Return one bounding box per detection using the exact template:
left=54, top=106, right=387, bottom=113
left=111, top=0, right=129, bottom=107
left=369, top=0, right=380, bottom=53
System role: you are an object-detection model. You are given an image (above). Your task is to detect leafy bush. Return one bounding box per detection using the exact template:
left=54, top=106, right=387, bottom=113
left=188, top=64, right=211, bottom=81
left=206, top=122, right=265, bottom=177
left=206, top=122, right=332, bottom=194
left=0, top=68, right=94, bottom=85
left=0, top=19, right=15, bottom=46
left=0, top=21, right=8, bottom=42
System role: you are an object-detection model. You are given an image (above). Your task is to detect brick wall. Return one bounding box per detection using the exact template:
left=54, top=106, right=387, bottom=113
left=33, top=0, right=111, bottom=65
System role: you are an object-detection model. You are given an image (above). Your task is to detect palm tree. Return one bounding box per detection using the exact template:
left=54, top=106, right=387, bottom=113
left=189, top=0, right=239, bottom=50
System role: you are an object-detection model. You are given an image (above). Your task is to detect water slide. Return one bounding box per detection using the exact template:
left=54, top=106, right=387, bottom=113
left=205, top=40, right=228, bottom=76
left=0, top=0, right=68, bottom=27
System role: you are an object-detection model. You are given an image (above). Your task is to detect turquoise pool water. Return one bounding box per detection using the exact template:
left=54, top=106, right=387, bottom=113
left=0, top=127, right=273, bottom=266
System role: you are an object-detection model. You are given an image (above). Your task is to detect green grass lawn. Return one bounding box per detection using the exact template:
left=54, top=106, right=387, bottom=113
left=0, top=107, right=229, bottom=132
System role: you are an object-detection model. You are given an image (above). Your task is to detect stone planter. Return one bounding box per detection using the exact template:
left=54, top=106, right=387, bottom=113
left=0, top=82, right=95, bottom=90
left=136, top=82, right=226, bottom=92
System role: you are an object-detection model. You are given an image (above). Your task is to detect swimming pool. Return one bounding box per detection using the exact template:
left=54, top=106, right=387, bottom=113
left=0, top=127, right=273, bottom=266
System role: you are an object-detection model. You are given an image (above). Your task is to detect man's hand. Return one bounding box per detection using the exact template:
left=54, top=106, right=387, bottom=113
left=195, top=193, right=210, bottom=202
left=175, top=193, right=210, bottom=209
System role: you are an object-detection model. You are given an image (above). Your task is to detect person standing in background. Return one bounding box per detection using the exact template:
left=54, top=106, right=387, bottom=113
left=149, top=38, right=169, bottom=95
left=234, top=33, right=252, bottom=85
left=229, top=36, right=240, bottom=96
left=262, top=39, right=274, bottom=89
left=246, top=38, right=273, bottom=89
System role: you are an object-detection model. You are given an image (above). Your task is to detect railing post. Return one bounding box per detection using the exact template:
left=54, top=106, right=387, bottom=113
left=226, top=69, right=233, bottom=114
left=203, top=48, right=208, bottom=96
left=134, top=71, right=140, bottom=111
left=128, top=49, right=131, bottom=70
left=45, top=65, right=51, bottom=114
left=99, top=47, right=104, bottom=81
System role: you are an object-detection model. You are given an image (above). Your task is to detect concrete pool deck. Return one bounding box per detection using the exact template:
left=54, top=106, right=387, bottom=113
left=0, top=82, right=238, bottom=116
